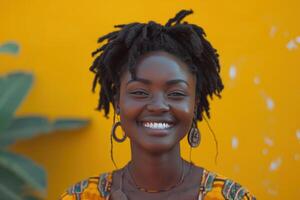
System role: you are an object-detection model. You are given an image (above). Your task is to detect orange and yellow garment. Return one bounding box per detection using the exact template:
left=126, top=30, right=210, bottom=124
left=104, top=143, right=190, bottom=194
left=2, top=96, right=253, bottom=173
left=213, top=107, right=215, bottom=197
left=59, top=169, right=256, bottom=200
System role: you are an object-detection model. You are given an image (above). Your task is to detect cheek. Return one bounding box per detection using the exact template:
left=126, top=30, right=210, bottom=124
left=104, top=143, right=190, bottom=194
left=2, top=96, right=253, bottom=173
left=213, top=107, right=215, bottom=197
left=118, top=93, right=144, bottom=128
left=171, top=98, right=195, bottom=137
left=172, top=97, right=195, bottom=118
left=120, top=101, right=143, bottom=120
left=178, top=101, right=193, bottom=114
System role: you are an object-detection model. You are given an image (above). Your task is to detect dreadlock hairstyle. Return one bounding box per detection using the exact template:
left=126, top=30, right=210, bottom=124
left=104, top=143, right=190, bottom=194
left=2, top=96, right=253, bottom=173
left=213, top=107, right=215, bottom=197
left=90, top=9, right=224, bottom=122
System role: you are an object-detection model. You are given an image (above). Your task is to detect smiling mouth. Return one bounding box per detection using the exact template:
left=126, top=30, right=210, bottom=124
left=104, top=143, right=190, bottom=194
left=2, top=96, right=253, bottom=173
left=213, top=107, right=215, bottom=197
left=138, top=121, right=174, bottom=130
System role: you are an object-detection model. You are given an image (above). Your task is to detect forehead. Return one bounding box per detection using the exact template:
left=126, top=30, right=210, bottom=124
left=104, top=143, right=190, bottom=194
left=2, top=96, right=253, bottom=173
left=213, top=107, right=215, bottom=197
left=121, top=51, right=195, bottom=84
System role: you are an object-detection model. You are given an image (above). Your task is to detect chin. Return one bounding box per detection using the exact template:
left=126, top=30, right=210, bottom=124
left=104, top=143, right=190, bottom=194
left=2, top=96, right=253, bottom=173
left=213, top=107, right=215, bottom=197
left=139, top=140, right=179, bottom=155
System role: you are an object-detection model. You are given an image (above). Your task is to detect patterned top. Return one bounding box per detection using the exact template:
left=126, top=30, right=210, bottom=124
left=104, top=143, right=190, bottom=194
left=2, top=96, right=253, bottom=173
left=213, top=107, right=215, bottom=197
left=59, top=169, right=256, bottom=200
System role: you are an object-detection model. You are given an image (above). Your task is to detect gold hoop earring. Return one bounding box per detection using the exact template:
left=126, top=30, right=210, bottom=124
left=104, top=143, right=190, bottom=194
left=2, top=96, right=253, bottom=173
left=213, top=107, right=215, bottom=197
left=111, top=121, right=127, bottom=143
left=187, top=120, right=201, bottom=148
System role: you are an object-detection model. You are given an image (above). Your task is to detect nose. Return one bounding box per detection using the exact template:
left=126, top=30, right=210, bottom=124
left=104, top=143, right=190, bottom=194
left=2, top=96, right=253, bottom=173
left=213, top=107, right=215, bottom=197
left=146, top=93, right=170, bottom=113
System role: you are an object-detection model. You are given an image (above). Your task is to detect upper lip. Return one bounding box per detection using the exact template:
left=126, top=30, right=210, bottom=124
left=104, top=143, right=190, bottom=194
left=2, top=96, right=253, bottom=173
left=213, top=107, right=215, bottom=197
left=138, top=117, right=176, bottom=124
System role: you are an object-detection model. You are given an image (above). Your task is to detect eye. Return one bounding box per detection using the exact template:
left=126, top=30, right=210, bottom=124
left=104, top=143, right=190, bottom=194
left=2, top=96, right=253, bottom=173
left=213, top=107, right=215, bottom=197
left=168, top=91, right=187, bottom=98
left=129, top=90, right=149, bottom=97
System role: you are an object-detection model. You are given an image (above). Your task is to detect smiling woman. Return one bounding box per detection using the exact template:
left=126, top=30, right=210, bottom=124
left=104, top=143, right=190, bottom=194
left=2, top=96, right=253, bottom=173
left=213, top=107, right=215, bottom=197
left=59, top=10, right=256, bottom=200
left=119, top=51, right=196, bottom=155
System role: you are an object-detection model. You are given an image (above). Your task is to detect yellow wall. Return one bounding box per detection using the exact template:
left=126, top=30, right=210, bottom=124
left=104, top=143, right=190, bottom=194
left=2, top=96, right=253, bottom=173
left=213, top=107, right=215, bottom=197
left=1, top=0, right=300, bottom=199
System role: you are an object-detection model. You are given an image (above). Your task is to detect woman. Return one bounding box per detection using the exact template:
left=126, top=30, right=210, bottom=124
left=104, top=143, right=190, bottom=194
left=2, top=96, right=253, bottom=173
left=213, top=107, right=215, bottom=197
left=60, top=10, right=256, bottom=200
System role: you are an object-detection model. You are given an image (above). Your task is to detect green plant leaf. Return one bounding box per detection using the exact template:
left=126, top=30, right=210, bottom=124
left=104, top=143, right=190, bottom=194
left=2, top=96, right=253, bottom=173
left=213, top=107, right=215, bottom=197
left=0, top=117, right=50, bottom=142
left=0, top=165, right=26, bottom=200
left=0, top=73, right=33, bottom=132
left=0, top=116, right=89, bottom=147
left=0, top=138, right=14, bottom=148
left=0, top=185, right=23, bottom=200
left=0, top=150, right=46, bottom=193
left=24, top=196, right=42, bottom=200
left=53, top=119, right=90, bottom=130
left=0, top=42, right=20, bottom=55
left=0, top=165, right=43, bottom=200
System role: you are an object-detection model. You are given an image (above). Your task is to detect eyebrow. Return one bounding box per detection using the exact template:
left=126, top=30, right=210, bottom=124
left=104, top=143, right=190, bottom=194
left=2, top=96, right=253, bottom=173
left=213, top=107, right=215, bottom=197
left=126, top=78, right=189, bottom=87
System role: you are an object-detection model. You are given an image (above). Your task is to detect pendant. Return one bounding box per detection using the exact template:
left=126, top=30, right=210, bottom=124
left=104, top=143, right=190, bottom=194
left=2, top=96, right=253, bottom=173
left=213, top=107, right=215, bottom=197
left=110, top=189, right=128, bottom=200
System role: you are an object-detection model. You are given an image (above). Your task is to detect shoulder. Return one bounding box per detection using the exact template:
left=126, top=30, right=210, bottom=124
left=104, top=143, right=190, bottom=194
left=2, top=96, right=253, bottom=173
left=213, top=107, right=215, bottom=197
left=199, top=169, right=256, bottom=200
left=59, top=172, right=113, bottom=200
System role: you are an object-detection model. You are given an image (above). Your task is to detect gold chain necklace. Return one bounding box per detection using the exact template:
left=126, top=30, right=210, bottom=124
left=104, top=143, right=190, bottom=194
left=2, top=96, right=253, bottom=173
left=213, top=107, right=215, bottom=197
left=126, top=159, right=190, bottom=193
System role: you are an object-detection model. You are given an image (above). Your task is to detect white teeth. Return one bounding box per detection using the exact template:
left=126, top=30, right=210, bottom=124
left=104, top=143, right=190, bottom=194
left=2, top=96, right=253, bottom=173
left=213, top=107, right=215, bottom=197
left=142, top=122, right=171, bottom=129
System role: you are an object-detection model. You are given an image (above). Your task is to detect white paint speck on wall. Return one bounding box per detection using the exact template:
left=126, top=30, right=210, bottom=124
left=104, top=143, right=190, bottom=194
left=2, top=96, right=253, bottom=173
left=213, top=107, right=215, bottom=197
left=295, top=36, right=300, bottom=44
left=296, top=129, right=300, bottom=141
left=269, top=157, right=282, bottom=171
left=260, top=91, right=275, bottom=111
left=264, top=137, right=274, bottom=146
left=266, top=97, right=275, bottom=110
left=294, top=154, right=300, bottom=161
left=262, top=148, right=269, bottom=155
left=262, top=180, right=278, bottom=197
left=229, top=65, right=237, bottom=80
left=231, top=136, right=239, bottom=149
left=270, top=26, right=277, bottom=38
left=286, top=39, right=298, bottom=50
left=267, top=188, right=278, bottom=196
left=253, top=76, right=260, bottom=85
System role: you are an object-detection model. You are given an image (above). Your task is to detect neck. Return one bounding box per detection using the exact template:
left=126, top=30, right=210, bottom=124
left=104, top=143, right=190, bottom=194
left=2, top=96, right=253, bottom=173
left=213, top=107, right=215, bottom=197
left=128, top=142, right=184, bottom=191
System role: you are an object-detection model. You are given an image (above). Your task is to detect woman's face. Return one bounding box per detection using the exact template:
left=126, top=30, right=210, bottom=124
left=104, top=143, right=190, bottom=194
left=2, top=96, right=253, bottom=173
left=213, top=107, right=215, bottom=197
left=118, top=51, right=196, bottom=153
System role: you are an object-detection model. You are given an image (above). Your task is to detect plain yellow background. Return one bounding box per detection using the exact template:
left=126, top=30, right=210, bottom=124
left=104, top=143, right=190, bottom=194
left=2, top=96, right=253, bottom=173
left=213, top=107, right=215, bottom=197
left=1, top=0, right=300, bottom=199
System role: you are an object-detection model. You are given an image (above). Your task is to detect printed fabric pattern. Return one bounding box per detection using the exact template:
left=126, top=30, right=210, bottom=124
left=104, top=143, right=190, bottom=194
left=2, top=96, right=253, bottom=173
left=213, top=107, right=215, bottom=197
left=59, top=170, right=256, bottom=200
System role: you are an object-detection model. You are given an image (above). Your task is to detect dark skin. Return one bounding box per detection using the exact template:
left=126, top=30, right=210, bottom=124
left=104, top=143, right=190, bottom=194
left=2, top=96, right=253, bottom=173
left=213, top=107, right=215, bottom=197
left=111, top=51, right=203, bottom=200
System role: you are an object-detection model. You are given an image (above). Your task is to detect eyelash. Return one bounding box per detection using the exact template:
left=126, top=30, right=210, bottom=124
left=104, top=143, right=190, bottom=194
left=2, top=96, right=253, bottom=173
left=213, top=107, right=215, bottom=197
left=168, top=91, right=186, bottom=97
left=129, top=90, right=186, bottom=98
left=129, top=90, right=149, bottom=96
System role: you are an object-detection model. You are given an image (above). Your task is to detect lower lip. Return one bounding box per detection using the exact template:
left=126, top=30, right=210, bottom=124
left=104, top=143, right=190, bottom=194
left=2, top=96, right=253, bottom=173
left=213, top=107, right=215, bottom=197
left=137, top=122, right=174, bottom=136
